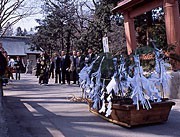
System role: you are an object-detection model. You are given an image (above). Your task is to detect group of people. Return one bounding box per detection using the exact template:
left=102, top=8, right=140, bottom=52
left=35, top=48, right=96, bottom=85
left=0, top=41, right=96, bottom=87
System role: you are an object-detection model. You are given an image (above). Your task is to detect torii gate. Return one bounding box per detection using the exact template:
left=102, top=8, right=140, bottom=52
left=112, top=0, right=180, bottom=69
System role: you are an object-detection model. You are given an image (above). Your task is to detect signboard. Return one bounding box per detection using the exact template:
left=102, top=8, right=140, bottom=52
left=102, top=36, right=109, bottom=53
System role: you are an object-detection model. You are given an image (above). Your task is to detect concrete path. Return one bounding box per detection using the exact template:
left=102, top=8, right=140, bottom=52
left=2, top=74, right=180, bottom=137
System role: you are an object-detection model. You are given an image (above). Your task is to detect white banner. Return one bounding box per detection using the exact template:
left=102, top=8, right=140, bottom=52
left=102, top=37, right=109, bottom=53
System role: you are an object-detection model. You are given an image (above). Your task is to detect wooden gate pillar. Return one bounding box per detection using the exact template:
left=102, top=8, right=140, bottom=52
left=163, top=0, right=180, bottom=69
left=124, top=12, right=137, bottom=55
left=163, top=0, right=180, bottom=54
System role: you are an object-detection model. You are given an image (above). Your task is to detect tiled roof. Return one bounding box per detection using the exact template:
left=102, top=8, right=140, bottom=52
left=0, top=37, right=41, bottom=56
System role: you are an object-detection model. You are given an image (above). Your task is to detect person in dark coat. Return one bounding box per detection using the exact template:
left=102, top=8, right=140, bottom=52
left=0, top=45, right=7, bottom=96
left=87, top=48, right=95, bottom=64
left=39, top=52, right=50, bottom=85
left=35, top=58, right=41, bottom=78
left=61, top=51, right=71, bottom=84
left=77, top=51, right=85, bottom=72
left=39, top=60, right=45, bottom=84
left=0, top=44, right=6, bottom=73
left=54, top=53, right=61, bottom=84
left=14, top=56, right=23, bottom=80
left=76, top=51, right=85, bottom=84
left=0, top=47, right=7, bottom=79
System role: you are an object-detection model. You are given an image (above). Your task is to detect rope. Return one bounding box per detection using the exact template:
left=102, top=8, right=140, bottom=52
left=67, top=94, right=87, bottom=102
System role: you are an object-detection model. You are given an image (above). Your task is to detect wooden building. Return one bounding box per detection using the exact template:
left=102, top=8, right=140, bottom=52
left=112, top=0, right=180, bottom=70
left=0, top=36, right=41, bottom=69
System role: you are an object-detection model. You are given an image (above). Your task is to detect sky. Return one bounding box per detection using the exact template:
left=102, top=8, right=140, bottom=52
left=12, top=0, right=93, bottom=33
left=13, top=14, right=43, bottom=32
left=12, top=0, right=44, bottom=33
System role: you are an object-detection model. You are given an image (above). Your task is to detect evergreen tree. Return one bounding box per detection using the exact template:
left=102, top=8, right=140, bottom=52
left=16, top=27, right=23, bottom=36
left=23, top=28, right=28, bottom=36
left=32, top=0, right=80, bottom=54
left=32, top=0, right=125, bottom=54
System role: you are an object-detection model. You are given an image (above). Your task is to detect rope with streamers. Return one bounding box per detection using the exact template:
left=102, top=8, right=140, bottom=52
left=89, top=56, right=105, bottom=109
left=79, top=56, right=100, bottom=95
left=150, top=42, right=172, bottom=98
left=129, top=55, right=152, bottom=110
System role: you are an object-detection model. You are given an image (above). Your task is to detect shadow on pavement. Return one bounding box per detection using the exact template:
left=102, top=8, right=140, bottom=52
left=4, top=96, right=121, bottom=137
left=4, top=95, right=180, bottom=137
left=3, top=74, right=180, bottom=137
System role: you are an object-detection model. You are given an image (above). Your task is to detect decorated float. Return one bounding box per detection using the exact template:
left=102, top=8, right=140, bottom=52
left=77, top=0, right=180, bottom=127
left=79, top=43, right=175, bottom=127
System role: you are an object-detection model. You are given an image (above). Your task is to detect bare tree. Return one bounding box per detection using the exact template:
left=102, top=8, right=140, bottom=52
left=0, top=0, right=42, bottom=36
left=3, top=22, right=13, bottom=36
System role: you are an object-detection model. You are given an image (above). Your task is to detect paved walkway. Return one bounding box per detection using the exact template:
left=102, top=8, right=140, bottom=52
left=2, top=74, right=180, bottom=137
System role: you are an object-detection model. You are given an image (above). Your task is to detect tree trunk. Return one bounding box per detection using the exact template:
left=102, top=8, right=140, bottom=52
left=66, top=29, right=71, bottom=54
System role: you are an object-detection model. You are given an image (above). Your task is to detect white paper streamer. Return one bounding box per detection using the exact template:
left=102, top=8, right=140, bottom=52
left=105, top=93, right=112, bottom=117
left=149, top=45, right=172, bottom=97
left=118, top=56, right=130, bottom=96
left=129, top=55, right=152, bottom=110
left=79, top=56, right=100, bottom=96
left=99, top=79, right=106, bottom=113
left=99, top=92, right=106, bottom=113
left=89, top=57, right=105, bottom=109
left=106, top=77, right=119, bottom=94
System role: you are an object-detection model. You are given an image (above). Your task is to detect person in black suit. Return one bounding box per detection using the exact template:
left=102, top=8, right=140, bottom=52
left=14, top=56, right=23, bottom=80
left=54, top=53, right=61, bottom=84
left=87, top=48, right=95, bottom=64
left=61, top=51, right=71, bottom=84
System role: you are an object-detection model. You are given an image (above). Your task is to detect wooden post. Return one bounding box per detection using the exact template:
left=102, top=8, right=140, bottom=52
left=124, top=12, right=137, bottom=55
left=163, top=0, right=180, bottom=70
left=163, top=0, right=180, bottom=49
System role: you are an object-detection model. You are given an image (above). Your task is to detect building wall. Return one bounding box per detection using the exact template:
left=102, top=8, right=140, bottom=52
left=28, top=54, right=37, bottom=68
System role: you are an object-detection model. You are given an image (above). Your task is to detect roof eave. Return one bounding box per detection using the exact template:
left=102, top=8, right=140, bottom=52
left=112, top=0, right=144, bottom=14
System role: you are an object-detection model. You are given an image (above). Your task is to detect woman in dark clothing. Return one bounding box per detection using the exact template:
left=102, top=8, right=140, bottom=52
left=35, top=58, right=41, bottom=78
left=49, top=57, right=55, bottom=79
left=39, top=58, right=46, bottom=84
left=38, top=52, right=50, bottom=84
left=61, top=51, right=71, bottom=84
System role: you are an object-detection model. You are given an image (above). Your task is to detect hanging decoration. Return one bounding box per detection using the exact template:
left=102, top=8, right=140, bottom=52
left=128, top=55, right=152, bottom=110
left=79, top=56, right=100, bottom=95
left=89, top=56, right=105, bottom=109
left=149, top=42, right=172, bottom=98
left=79, top=46, right=172, bottom=117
